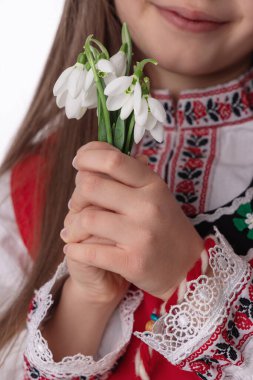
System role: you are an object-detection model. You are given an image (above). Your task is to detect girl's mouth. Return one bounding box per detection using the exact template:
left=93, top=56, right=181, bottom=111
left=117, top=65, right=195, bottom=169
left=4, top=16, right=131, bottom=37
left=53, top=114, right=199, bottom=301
left=155, top=5, right=229, bottom=33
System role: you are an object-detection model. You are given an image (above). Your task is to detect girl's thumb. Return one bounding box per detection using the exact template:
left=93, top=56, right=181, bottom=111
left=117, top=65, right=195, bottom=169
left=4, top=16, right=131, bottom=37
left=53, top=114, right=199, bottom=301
left=135, top=154, right=149, bottom=166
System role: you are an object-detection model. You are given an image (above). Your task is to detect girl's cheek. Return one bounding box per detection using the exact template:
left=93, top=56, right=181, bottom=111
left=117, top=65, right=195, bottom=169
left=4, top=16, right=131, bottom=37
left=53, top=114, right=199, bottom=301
left=114, top=0, right=147, bottom=28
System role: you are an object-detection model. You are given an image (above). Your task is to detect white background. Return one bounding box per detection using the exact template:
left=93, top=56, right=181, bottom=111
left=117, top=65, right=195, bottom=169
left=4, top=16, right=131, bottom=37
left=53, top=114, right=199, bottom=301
left=0, top=0, right=64, bottom=163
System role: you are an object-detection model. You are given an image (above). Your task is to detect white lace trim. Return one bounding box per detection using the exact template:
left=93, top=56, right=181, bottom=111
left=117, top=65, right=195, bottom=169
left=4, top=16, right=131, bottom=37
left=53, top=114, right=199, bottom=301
left=134, top=227, right=251, bottom=365
left=192, top=186, right=253, bottom=226
left=25, top=257, right=143, bottom=378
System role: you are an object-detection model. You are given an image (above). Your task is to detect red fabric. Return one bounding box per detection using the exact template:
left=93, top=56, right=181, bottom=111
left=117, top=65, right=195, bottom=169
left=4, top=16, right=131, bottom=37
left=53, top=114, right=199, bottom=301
left=11, top=153, right=46, bottom=259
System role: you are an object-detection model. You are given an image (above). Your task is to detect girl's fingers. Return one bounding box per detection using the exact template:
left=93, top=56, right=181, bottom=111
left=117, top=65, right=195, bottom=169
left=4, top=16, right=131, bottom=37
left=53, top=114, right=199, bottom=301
left=64, top=242, right=126, bottom=276
left=78, top=141, right=119, bottom=153
left=73, top=147, right=157, bottom=188
left=61, top=208, right=136, bottom=245
left=70, top=171, right=139, bottom=214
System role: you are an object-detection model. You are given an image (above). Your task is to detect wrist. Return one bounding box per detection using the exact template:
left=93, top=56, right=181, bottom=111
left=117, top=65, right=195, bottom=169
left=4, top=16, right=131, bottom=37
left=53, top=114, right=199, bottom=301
left=158, top=236, right=205, bottom=303
left=64, top=276, right=123, bottom=310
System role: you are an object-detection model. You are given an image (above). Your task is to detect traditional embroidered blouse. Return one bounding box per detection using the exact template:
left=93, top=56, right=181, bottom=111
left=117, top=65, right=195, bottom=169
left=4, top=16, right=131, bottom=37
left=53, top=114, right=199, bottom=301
left=2, top=67, right=253, bottom=380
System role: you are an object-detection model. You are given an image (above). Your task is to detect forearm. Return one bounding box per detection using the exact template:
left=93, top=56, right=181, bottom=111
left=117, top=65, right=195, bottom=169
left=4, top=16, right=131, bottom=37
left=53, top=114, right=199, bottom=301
left=42, top=276, right=120, bottom=361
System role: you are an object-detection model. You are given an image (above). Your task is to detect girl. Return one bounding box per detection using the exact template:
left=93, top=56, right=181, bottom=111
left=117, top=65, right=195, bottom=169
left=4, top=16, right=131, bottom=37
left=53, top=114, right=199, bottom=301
left=1, top=0, right=253, bottom=379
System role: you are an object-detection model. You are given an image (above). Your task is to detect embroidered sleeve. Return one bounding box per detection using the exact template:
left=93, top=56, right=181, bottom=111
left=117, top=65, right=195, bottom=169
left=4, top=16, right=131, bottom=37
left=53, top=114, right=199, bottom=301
left=24, top=258, right=143, bottom=380
left=134, top=227, right=253, bottom=379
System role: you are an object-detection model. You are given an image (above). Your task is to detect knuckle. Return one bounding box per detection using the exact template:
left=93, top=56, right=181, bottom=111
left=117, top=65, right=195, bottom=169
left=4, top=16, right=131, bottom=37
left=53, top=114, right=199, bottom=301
left=105, top=151, right=123, bottom=172
left=75, top=171, right=83, bottom=186
left=69, top=197, right=80, bottom=211
left=81, top=173, right=100, bottom=193
left=64, top=212, right=76, bottom=227
left=80, top=209, right=96, bottom=228
left=84, top=244, right=97, bottom=264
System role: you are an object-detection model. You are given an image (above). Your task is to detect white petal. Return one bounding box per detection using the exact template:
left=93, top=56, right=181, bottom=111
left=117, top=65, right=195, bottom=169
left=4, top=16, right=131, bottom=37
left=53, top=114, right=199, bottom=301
left=110, top=51, right=127, bottom=77
left=104, top=73, right=117, bottom=86
left=144, top=113, right=157, bottom=131
left=65, top=92, right=83, bottom=119
left=82, top=85, right=97, bottom=108
left=56, top=90, right=68, bottom=109
left=104, top=75, right=133, bottom=96
left=84, top=68, right=95, bottom=92
left=133, top=81, right=142, bottom=115
left=67, top=67, right=86, bottom=98
left=76, top=107, right=87, bottom=120
left=150, top=122, right=165, bottom=143
left=148, top=97, right=166, bottom=123
left=135, top=97, right=148, bottom=126
left=106, top=93, right=129, bottom=111
left=53, top=66, right=74, bottom=96
left=120, top=94, right=134, bottom=120
left=134, top=123, right=146, bottom=144
left=96, top=59, right=114, bottom=74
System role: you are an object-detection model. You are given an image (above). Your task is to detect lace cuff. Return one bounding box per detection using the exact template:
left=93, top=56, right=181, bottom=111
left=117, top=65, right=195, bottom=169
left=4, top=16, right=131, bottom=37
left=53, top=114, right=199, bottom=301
left=134, top=227, right=253, bottom=378
left=24, top=257, right=143, bottom=379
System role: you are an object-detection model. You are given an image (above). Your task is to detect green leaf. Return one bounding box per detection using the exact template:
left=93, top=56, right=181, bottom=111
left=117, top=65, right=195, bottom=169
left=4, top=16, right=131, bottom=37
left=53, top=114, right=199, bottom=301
left=236, top=203, right=252, bottom=217
left=121, top=22, right=132, bottom=76
left=247, top=229, right=253, bottom=240
left=233, top=217, right=247, bottom=231
left=113, top=116, right=125, bottom=151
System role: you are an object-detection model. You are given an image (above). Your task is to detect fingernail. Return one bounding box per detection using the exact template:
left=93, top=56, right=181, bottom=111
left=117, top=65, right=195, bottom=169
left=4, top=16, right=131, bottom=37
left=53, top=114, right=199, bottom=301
left=63, top=245, right=68, bottom=254
left=60, top=228, right=68, bottom=240
left=72, top=156, right=77, bottom=168
left=68, top=199, right=73, bottom=210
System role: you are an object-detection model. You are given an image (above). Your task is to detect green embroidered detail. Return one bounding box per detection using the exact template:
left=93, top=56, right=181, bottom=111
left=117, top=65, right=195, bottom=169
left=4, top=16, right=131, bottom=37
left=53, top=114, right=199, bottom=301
left=236, top=203, right=252, bottom=217
left=233, top=217, right=247, bottom=231
left=232, top=202, right=253, bottom=240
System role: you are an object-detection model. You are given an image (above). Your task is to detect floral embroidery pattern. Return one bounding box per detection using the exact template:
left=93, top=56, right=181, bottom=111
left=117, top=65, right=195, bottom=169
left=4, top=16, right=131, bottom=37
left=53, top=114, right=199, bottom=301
left=178, top=274, right=253, bottom=380
left=178, top=87, right=253, bottom=128
left=233, top=203, right=253, bottom=240
left=139, top=138, right=163, bottom=170
left=173, top=128, right=212, bottom=217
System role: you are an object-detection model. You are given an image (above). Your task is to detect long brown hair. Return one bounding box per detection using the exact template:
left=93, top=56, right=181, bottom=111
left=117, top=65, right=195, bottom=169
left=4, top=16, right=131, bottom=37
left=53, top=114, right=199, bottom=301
left=0, top=0, right=123, bottom=356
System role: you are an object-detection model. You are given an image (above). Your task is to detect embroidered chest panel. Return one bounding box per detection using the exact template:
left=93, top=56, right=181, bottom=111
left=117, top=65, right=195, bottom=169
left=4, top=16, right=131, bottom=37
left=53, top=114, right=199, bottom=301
left=131, top=73, right=253, bottom=218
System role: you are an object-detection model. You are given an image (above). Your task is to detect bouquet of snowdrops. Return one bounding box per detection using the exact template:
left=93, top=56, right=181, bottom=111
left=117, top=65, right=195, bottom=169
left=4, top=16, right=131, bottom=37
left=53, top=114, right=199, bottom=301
left=53, top=23, right=166, bottom=155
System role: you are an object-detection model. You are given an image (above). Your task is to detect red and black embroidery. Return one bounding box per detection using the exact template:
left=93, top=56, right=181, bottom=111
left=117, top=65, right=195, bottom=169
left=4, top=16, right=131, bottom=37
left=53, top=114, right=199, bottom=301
left=171, top=128, right=216, bottom=217
left=189, top=357, right=218, bottom=380
left=178, top=69, right=253, bottom=128
left=177, top=91, right=251, bottom=127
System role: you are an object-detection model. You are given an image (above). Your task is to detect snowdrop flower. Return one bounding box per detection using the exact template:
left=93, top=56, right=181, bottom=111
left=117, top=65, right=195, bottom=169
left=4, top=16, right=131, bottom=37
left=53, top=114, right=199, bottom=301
left=96, top=50, right=127, bottom=85
left=53, top=62, right=97, bottom=120
left=104, top=76, right=166, bottom=144
left=134, top=96, right=166, bottom=144
left=104, top=75, right=140, bottom=119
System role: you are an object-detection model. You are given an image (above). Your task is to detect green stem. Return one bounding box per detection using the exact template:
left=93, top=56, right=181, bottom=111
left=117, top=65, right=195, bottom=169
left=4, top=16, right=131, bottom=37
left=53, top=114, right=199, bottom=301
left=124, top=114, right=135, bottom=154
left=85, top=35, right=112, bottom=144
left=92, top=38, right=110, bottom=59
left=134, top=58, right=158, bottom=79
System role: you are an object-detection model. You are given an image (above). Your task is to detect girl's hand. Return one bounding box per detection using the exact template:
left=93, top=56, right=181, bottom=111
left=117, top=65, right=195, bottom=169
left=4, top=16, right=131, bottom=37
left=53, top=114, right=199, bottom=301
left=62, top=141, right=204, bottom=302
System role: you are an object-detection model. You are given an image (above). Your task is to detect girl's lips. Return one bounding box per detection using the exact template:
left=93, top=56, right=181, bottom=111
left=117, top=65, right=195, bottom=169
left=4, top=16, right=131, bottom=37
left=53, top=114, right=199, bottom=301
left=156, top=6, right=229, bottom=33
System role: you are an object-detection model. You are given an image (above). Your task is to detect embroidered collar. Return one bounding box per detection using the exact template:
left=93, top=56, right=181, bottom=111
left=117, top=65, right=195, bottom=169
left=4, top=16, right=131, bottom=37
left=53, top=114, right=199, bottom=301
left=152, top=66, right=253, bottom=129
